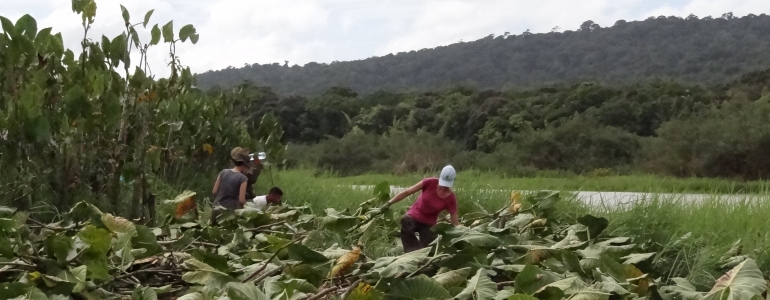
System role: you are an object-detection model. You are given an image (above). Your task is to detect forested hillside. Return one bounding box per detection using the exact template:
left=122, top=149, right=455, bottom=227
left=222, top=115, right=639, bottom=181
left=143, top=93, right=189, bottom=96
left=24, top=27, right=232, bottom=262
left=196, top=13, right=770, bottom=95
left=216, top=67, right=770, bottom=179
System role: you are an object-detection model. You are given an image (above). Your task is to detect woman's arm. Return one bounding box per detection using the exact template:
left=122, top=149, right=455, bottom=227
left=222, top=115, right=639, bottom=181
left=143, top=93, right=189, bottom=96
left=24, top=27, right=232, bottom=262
left=450, top=213, right=460, bottom=226
left=238, top=181, right=247, bottom=206
left=212, top=173, right=221, bottom=195
left=386, top=181, right=424, bottom=206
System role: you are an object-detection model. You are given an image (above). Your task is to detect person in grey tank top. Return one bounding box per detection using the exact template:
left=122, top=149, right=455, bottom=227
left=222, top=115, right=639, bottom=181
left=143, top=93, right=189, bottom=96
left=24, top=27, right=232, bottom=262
left=211, top=150, right=254, bottom=212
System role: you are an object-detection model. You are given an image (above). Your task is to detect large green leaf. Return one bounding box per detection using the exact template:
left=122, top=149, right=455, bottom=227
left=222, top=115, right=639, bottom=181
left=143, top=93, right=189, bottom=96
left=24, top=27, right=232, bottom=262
left=226, top=282, right=269, bottom=300
left=143, top=9, right=154, bottom=27
left=376, top=247, right=431, bottom=278
left=44, top=234, right=74, bottom=264
left=150, top=24, right=161, bottom=45
left=177, top=293, right=204, bottom=300
left=704, top=259, right=766, bottom=300
left=101, top=213, right=136, bottom=235
left=456, top=269, right=498, bottom=300
left=621, top=252, right=656, bottom=265
left=346, top=282, right=385, bottom=300
left=451, top=232, right=502, bottom=248
left=182, top=259, right=236, bottom=290
left=515, top=265, right=559, bottom=295
left=264, top=277, right=317, bottom=299
left=287, top=244, right=329, bottom=264
left=179, top=24, right=199, bottom=44
left=433, top=267, right=472, bottom=288
left=576, top=215, right=609, bottom=239
left=132, top=286, right=158, bottom=300
left=385, top=275, right=451, bottom=300
left=373, top=181, right=391, bottom=202
left=120, top=5, right=130, bottom=23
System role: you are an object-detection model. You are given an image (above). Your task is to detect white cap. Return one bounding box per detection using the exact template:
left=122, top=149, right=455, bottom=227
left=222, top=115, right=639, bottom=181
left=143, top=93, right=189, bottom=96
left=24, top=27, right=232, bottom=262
left=438, top=165, right=456, bottom=187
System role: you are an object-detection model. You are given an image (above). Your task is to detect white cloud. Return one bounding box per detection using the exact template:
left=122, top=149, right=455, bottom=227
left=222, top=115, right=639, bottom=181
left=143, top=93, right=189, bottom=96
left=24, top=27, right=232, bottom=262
left=4, top=0, right=770, bottom=78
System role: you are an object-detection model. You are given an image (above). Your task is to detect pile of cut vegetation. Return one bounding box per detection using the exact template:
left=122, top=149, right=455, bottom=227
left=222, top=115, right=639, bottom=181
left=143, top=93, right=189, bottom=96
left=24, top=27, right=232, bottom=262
left=0, top=187, right=765, bottom=300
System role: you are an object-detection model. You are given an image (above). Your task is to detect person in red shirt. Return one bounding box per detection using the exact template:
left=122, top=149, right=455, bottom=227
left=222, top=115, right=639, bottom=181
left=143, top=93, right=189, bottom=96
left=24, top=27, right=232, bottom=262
left=382, top=165, right=460, bottom=253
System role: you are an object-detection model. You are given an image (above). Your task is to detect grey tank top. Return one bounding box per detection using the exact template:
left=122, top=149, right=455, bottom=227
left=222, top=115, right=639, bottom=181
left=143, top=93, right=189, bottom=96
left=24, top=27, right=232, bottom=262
left=214, top=169, right=247, bottom=206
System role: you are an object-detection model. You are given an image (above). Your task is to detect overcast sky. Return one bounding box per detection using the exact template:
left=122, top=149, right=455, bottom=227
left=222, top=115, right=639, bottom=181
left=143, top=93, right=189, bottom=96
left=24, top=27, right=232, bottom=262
left=5, top=0, right=770, bottom=77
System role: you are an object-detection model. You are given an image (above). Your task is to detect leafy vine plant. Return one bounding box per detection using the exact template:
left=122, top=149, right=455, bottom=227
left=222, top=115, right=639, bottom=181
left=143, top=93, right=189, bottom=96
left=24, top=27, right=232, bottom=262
left=1, top=0, right=256, bottom=220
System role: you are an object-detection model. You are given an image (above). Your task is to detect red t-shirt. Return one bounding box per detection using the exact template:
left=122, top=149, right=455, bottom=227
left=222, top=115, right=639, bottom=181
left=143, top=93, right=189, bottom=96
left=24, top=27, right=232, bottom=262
left=406, top=178, right=458, bottom=226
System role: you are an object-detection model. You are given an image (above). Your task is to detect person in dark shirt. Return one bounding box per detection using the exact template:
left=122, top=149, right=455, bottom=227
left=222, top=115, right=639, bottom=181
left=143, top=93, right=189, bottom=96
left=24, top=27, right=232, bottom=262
left=210, top=150, right=253, bottom=224
left=230, top=147, right=262, bottom=200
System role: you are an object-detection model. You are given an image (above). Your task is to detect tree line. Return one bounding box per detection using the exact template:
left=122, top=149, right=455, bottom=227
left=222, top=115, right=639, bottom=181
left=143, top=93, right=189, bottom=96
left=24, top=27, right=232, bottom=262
left=213, top=67, right=770, bottom=179
left=196, top=13, right=770, bottom=95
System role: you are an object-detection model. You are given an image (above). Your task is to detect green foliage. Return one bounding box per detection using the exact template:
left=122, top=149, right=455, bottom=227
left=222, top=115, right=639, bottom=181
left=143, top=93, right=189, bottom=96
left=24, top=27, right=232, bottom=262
left=2, top=191, right=764, bottom=300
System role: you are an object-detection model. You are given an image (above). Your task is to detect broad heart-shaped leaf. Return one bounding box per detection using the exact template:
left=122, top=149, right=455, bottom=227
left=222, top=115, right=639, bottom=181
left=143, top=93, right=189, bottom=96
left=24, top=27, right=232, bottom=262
left=507, top=295, right=539, bottom=300
left=78, top=225, right=113, bottom=280
left=660, top=278, right=704, bottom=300
left=621, top=252, right=656, bottom=265
left=132, top=225, right=162, bottom=259
left=177, top=293, right=204, bottom=300
left=191, top=249, right=232, bottom=273
left=15, top=14, right=37, bottom=39
left=385, top=275, right=452, bottom=300
left=511, top=245, right=562, bottom=265
left=264, top=277, right=317, bottom=299
left=44, top=234, right=74, bottom=264
left=150, top=24, right=161, bottom=45
left=433, top=267, right=472, bottom=288
left=162, top=21, right=174, bottom=43
left=287, top=244, right=329, bottom=264
left=515, top=265, right=560, bottom=295
left=226, top=282, right=269, bottom=300
left=182, top=259, right=236, bottom=290
left=373, top=181, right=391, bottom=202
left=577, top=215, right=609, bottom=239
left=455, top=269, right=498, bottom=300
left=451, top=232, right=502, bottom=248
left=101, top=213, right=137, bottom=235
left=24, top=287, right=49, bottom=300
left=704, top=259, right=766, bottom=300
left=57, top=265, right=88, bottom=293
left=376, top=247, right=431, bottom=278
left=132, top=286, right=158, bottom=300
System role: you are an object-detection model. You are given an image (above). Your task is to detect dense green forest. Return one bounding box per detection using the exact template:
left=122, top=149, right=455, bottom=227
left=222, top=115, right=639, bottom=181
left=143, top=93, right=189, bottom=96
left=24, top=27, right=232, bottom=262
left=215, top=66, right=770, bottom=179
left=196, top=13, right=770, bottom=95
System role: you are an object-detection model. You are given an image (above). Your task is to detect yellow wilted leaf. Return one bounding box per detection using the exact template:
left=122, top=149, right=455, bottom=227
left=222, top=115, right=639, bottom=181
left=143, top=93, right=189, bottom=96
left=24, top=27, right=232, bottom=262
left=175, top=194, right=197, bottom=218
left=509, top=192, right=523, bottom=213
left=28, top=271, right=42, bottom=282
left=328, top=246, right=361, bottom=278
left=530, top=218, right=547, bottom=227
left=202, top=143, right=214, bottom=155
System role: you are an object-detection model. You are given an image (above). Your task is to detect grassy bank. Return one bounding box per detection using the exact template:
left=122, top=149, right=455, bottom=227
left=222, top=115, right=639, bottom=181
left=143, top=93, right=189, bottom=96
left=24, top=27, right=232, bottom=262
left=272, top=169, right=770, bottom=195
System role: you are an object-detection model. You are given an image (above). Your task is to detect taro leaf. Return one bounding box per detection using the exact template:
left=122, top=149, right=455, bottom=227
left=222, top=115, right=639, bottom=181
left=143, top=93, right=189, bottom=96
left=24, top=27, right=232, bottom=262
left=191, top=249, right=232, bottom=273
left=44, top=234, right=74, bottom=264
left=0, top=282, right=27, bottom=299
left=560, top=251, right=586, bottom=276
left=433, top=267, right=472, bottom=288
left=594, top=281, right=631, bottom=296
left=287, top=244, right=329, bottom=264
left=506, top=214, right=536, bottom=229
left=283, top=264, right=325, bottom=286
left=264, top=278, right=317, bottom=299
left=0, top=218, right=20, bottom=232
left=182, top=258, right=236, bottom=290
left=346, top=282, right=385, bottom=300
left=177, top=293, right=204, bottom=300
left=455, top=269, right=498, bottom=300
left=439, top=246, right=488, bottom=270
left=373, top=181, right=391, bottom=202
left=535, top=287, right=568, bottom=300
left=567, top=286, right=611, bottom=300
left=24, top=287, right=49, bottom=300
left=321, top=208, right=358, bottom=233
left=132, top=286, right=158, bottom=300
left=226, top=282, right=269, bottom=300
left=514, top=265, right=559, bottom=295
left=493, top=288, right=516, bottom=300
left=507, top=295, right=539, bottom=300
left=377, top=247, right=431, bottom=278
left=57, top=265, right=88, bottom=293
left=703, top=259, right=766, bottom=300
left=720, top=239, right=743, bottom=262
left=577, top=215, right=609, bottom=239
left=450, top=232, right=502, bottom=248
left=132, top=225, right=162, bottom=259
left=622, top=252, right=656, bottom=265
left=385, top=274, right=451, bottom=300
left=101, top=213, right=136, bottom=235
left=77, top=225, right=112, bottom=280
left=511, top=245, right=561, bottom=265
left=0, top=206, right=16, bottom=217
left=661, top=278, right=704, bottom=300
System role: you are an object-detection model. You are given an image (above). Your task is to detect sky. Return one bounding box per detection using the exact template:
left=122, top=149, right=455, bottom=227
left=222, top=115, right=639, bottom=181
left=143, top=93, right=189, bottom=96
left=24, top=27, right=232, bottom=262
left=4, top=0, right=770, bottom=78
